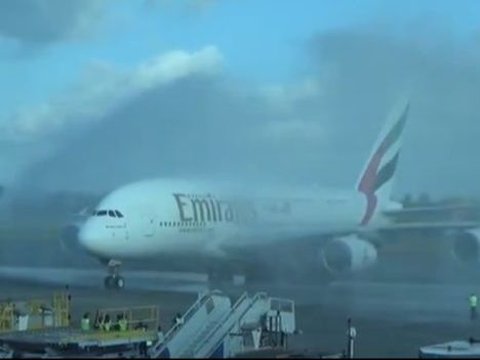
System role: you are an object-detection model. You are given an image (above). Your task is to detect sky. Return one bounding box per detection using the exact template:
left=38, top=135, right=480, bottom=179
left=1, top=0, right=480, bottom=200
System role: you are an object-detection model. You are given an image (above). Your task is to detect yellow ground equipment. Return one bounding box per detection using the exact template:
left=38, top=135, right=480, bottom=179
left=0, top=301, right=14, bottom=332
left=93, top=305, right=159, bottom=332
left=0, top=304, right=160, bottom=358
left=0, top=290, right=70, bottom=333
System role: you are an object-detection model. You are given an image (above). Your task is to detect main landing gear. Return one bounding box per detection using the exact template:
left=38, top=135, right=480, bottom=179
left=104, top=259, right=125, bottom=290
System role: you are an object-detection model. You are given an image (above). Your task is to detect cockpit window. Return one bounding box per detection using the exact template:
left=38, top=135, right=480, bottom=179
left=91, top=209, right=123, bottom=218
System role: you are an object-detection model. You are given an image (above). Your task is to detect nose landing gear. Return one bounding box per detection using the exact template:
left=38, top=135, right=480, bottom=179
left=104, top=259, right=125, bottom=290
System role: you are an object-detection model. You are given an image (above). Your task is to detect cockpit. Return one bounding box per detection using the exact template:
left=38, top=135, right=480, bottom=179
left=91, top=209, right=124, bottom=218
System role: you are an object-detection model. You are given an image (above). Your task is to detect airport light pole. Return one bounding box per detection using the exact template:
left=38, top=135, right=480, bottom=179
left=346, top=318, right=356, bottom=359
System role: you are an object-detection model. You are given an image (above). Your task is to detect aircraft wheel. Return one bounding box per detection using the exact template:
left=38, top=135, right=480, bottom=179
left=104, top=275, right=115, bottom=289
left=115, top=276, right=125, bottom=289
left=104, top=275, right=125, bottom=290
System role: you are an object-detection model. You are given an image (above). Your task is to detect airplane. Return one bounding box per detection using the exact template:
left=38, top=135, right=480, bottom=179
left=65, top=99, right=480, bottom=290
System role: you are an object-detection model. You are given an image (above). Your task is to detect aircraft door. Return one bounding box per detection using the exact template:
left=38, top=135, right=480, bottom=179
left=144, top=216, right=156, bottom=237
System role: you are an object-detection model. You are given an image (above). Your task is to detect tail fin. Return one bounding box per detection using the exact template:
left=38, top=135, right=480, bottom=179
left=356, top=99, right=409, bottom=225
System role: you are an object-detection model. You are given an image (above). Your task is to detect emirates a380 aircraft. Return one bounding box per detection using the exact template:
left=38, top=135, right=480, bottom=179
left=69, top=100, right=479, bottom=289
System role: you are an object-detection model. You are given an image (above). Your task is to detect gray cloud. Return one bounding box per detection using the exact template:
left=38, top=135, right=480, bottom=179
left=307, top=26, right=480, bottom=198
left=0, top=46, right=225, bottom=192
left=11, top=49, right=326, bottom=195
left=14, top=79, right=309, bottom=193
left=1, top=47, right=223, bottom=142
left=11, top=25, right=480, bottom=201
left=0, top=0, right=107, bottom=45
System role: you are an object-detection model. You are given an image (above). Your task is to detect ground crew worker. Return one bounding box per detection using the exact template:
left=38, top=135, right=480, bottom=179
left=469, top=293, right=478, bottom=320
left=103, top=314, right=112, bottom=331
left=118, top=314, right=128, bottom=332
left=81, top=313, right=90, bottom=331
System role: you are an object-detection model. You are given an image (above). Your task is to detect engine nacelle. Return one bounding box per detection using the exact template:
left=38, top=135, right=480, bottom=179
left=452, top=228, right=480, bottom=264
left=320, top=235, right=378, bottom=274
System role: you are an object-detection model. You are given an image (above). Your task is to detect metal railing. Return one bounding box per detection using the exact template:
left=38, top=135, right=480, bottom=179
left=53, top=292, right=70, bottom=327
left=0, top=291, right=70, bottom=332
left=149, top=290, right=223, bottom=357
left=181, top=318, right=223, bottom=358
left=0, top=303, right=14, bottom=333
left=180, top=294, right=248, bottom=357
left=93, top=305, right=159, bottom=332
left=200, top=292, right=268, bottom=358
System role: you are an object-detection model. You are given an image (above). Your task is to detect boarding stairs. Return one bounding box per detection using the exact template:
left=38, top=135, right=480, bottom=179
left=207, top=294, right=296, bottom=357
left=197, top=291, right=269, bottom=358
left=148, top=290, right=232, bottom=358
left=148, top=290, right=295, bottom=359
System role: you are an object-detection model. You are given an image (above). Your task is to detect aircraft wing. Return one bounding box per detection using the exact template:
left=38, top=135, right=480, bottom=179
left=373, top=203, right=480, bottom=234
left=382, top=204, right=480, bottom=218
left=361, top=220, right=480, bottom=235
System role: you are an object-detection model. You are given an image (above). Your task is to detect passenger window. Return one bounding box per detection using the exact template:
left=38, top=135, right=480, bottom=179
left=115, top=210, right=124, bottom=218
left=108, top=210, right=116, bottom=217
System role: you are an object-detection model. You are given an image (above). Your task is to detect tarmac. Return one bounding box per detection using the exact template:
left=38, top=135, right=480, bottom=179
left=248, top=281, right=480, bottom=358
left=0, top=230, right=475, bottom=357
left=0, top=267, right=479, bottom=358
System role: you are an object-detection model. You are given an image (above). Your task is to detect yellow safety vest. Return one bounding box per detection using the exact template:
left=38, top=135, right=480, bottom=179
left=81, top=318, right=90, bottom=331
left=119, top=319, right=128, bottom=331
left=470, top=295, right=478, bottom=307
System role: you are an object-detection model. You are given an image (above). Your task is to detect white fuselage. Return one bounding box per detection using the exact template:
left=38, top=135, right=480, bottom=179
left=78, top=178, right=391, bottom=261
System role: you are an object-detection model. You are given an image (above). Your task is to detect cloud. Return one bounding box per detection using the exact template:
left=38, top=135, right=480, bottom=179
left=0, top=0, right=108, bottom=46
left=307, top=26, right=480, bottom=197
left=10, top=46, right=330, bottom=193
left=1, top=46, right=223, bottom=142
left=260, top=78, right=323, bottom=114
left=9, top=24, right=480, bottom=200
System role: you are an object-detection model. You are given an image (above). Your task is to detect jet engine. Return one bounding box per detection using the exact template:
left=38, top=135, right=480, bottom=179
left=320, top=235, right=378, bottom=274
left=452, top=228, right=480, bottom=264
